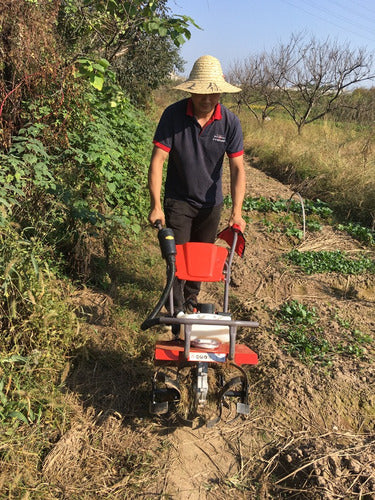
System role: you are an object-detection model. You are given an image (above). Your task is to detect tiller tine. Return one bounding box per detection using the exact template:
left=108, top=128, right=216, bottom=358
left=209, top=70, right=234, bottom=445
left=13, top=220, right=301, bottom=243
left=207, top=364, right=250, bottom=428
left=149, top=370, right=181, bottom=415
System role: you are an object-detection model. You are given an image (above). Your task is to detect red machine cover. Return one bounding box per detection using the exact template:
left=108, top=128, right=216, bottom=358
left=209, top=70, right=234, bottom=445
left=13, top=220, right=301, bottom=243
left=175, top=242, right=228, bottom=281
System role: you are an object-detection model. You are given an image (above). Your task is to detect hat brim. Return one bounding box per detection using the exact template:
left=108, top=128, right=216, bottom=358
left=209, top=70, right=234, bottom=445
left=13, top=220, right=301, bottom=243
left=173, top=79, right=241, bottom=94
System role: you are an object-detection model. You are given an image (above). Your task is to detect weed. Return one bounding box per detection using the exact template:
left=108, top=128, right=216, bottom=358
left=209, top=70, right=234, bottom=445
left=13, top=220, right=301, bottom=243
left=286, top=249, right=375, bottom=274
left=275, top=301, right=331, bottom=364
left=337, top=222, right=375, bottom=246
left=227, top=195, right=333, bottom=220
left=0, top=372, right=43, bottom=427
left=278, top=300, right=318, bottom=325
left=275, top=301, right=373, bottom=365
left=261, top=218, right=277, bottom=233
left=333, top=313, right=373, bottom=359
left=227, top=195, right=326, bottom=241
left=284, top=222, right=304, bottom=240
left=306, top=220, right=322, bottom=232
left=282, top=325, right=331, bottom=361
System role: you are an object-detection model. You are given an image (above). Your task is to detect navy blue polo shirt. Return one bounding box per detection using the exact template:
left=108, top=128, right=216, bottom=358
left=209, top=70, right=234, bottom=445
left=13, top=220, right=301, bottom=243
left=153, top=98, right=243, bottom=208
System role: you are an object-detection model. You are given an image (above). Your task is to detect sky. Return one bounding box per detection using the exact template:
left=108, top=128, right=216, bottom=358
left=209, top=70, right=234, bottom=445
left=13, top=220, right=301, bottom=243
left=167, top=0, right=375, bottom=76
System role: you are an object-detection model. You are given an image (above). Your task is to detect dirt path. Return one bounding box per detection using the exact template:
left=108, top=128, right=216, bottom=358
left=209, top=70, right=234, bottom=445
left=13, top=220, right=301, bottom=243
left=160, top=162, right=295, bottom=500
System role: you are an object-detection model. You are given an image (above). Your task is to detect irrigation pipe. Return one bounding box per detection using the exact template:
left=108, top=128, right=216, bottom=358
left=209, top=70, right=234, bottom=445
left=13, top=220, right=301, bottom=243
left=287, top=192, right=306, bottom=240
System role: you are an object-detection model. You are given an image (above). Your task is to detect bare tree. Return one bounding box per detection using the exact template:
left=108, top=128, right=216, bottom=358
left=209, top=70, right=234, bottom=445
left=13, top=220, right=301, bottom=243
left=231, top=33, right=375, bottom=133
left=229, top=53, right=279, bottom=124
left=269, top=33, right=375, bottom=133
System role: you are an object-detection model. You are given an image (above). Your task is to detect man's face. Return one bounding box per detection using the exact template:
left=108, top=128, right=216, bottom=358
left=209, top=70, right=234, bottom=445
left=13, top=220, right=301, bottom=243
left=190, top=93, right=221, bottom=116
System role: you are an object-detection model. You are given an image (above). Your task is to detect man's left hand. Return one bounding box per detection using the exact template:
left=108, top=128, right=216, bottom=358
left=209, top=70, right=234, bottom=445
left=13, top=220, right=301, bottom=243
left=229, top=214, right=246, bottom=233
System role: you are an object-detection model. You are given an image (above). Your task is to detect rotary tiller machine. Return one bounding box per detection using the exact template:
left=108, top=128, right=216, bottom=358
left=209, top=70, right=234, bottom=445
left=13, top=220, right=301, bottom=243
left=141, top=222, right=259, bottom=427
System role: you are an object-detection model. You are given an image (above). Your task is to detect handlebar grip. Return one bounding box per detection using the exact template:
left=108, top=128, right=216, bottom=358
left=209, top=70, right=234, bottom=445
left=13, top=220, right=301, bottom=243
left=154, top=219, right=163, bottom=230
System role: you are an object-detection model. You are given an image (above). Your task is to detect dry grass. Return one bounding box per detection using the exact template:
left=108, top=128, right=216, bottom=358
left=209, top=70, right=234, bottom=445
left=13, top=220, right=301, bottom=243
left=240, top=113, right=375, bottom=227
left=0, top=232, right=170, bottom=499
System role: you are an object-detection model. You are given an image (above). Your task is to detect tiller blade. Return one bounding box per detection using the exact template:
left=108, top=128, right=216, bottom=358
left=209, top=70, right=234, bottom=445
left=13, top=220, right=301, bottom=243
left=150, top=362, right=250, bottom=428
left=150, top=370, right=181, bottom=415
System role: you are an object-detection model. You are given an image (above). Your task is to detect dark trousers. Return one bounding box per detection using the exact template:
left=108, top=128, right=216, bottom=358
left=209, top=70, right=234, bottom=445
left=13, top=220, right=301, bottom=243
left=164, top=198, right=223, bottom=312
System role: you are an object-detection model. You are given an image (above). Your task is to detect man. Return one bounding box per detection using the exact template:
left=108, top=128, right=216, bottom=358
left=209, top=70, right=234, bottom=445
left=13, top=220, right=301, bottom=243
left=148, top=55, right=246, bottom=314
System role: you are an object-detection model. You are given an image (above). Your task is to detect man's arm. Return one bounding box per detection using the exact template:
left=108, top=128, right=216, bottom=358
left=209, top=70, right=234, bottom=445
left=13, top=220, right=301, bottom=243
left=148, top=145, right=169, bottom=225
left=228, top=154, right=247, bottom=233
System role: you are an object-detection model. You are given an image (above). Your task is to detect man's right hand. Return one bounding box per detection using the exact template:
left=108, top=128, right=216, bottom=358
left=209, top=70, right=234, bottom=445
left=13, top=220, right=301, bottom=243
left=148, top=208, right=165, bottom=226
left=148, top=145, right=168, bottom=227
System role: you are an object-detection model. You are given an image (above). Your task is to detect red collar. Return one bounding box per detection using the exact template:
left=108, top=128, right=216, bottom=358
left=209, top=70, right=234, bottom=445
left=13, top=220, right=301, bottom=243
left=186, top=98, right=222, bottom=122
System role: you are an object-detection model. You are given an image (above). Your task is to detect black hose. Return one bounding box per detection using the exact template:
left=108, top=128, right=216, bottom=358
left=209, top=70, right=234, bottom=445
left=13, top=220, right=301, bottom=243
left=140, top=255, right=176, bottom=331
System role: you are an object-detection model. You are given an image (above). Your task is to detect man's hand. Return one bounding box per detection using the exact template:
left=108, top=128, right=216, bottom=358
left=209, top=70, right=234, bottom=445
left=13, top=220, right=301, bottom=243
left=229, top=213, right=246, bottom=233
left=148, top=207, right=165, bottom=227
left=148, top=145, right=168, bottom=227
left=229, top=155, right=246, bottom=233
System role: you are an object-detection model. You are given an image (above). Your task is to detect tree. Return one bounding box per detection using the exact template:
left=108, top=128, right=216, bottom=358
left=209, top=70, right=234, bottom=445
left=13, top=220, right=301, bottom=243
left=58, top=0, right=196, bottom=59
left=229, top=53, right=279, bottom=124
left=232, top=33, right=375, bottom=133
left=57, top=0, right=198, bottom=102
left=113, top=32, right=184, bottom=105
left=269, top=33, right=375, bottom=133
left=0, top=0, right=198, bottom=144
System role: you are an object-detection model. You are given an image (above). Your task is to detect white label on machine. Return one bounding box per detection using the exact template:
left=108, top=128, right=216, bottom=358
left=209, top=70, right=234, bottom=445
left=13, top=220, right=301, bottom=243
left=188, top=352, right=226, bottom=363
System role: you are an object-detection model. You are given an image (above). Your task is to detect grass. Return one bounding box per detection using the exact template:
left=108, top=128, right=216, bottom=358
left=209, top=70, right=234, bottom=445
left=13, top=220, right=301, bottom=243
left=238, top=110, right=375, bottom=227
left=0, top=224, right=170, bottom=498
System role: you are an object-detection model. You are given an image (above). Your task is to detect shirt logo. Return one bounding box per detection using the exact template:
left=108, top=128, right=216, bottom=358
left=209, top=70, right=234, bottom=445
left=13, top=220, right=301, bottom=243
left=213, top=134, right=226, bottom=143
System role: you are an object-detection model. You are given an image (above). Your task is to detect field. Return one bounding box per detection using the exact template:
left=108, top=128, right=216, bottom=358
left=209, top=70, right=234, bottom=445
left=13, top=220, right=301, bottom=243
left=236, top=106, right=375, bottom=229
left=1, top=92, right=374, bottom=499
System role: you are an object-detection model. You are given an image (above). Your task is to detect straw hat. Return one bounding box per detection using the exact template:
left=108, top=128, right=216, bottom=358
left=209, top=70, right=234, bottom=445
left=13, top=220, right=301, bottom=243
left=174, top=55, right=241, bottom=94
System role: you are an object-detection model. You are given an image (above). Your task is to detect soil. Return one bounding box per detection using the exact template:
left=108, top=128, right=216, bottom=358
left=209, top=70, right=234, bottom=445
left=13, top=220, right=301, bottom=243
left=160, top=160, right=375, bottom=499
left=43, top=159, right=375, bottom=499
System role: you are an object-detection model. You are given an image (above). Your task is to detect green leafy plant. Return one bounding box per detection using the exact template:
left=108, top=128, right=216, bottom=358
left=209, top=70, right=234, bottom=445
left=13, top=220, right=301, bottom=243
left=280, top=325, right=331, bottom=361
left=0, top=371, right=42, bottom=427
left=278, top=300, right=318, bottom=325
left=306, top=220, right=322, bottom=232
left=337, top=222, right=374, bottom=246
left=228, top=195, right=333, bottom=219
left=275, top=301, right=373, bottom=364
left=74, top=57, right=112, bottom=91
left=0, top=224, right=83, bottom=356
left=284, top=221, right=304, bottom=240
left=58, top=81, right=153, bottom=234
left=333, top=314, right=373, bottom=359
left=275, top=301, right=331, bottom=364
left=226, top=195, right=327, bottom=241
left=286, top=249, right=375, bottom=274
left=1, top=75, right=154, bottom=277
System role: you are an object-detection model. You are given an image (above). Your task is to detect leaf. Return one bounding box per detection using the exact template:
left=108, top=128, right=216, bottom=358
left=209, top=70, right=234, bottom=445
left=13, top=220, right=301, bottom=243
left=31, top=255, right=39, bottom=277
left=158, top=26, right=167, bottom=37
left=0, top=355, right=27, bottom=364
left=90, top=75, right=104, bottom=91
left=107, top=182, right=117, bottom=193
left=92, top=63, right=106, bottom=73
left=176, top=34, right=186, bottom=46
left=9, top=411, right=29, bottom=424
left=98, top=58, right=110, bottom=70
